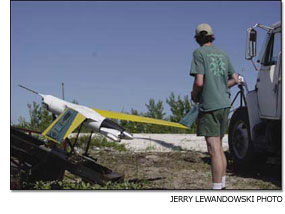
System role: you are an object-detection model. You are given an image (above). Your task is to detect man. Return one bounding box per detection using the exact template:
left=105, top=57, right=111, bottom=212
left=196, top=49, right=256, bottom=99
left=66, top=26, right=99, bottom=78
left=190, top=23, right=241, bottom=189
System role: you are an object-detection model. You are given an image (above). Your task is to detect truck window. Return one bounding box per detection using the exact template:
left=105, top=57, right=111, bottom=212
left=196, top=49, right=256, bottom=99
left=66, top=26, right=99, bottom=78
left=261, top=32, right=281, bottom=66
left=271, top=32, right=281, bottom=64
left=258, top=33, right=271, bottom=65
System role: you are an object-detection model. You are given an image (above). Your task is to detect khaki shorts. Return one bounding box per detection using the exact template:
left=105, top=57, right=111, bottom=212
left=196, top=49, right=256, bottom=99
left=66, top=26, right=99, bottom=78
left=197, top=108, right=230, bottom=137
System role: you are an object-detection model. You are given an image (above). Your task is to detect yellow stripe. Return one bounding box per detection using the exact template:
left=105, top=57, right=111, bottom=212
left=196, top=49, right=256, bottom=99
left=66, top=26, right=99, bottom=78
left=93, top=108, right=188, bottom=129
left=44, top=135, right=60, bottom=144
left=63, top=113, right=86, bottom=139
left=42, top=108, right=68, bottom=137
left=42, top=108, right=86, bottom=144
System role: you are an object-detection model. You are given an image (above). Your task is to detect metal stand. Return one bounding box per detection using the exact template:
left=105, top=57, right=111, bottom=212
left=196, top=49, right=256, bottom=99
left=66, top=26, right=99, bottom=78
left=84, top=131, right=94, bottom=156
left=11, top=126, right=124, bottom=187
left=231, top=85, right=247, bottom=108
left=68, top=121, right=85, bottom=155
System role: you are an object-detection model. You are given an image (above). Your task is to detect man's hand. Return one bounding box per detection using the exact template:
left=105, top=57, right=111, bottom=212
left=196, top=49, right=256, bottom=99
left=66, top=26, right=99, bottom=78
left=237, top=74, right=245, bottom=85
left=191, top=91, right=199, bottom=103
left=191, top=74, right=203, bottom=103
left=227, top=73, right=244, bottom=88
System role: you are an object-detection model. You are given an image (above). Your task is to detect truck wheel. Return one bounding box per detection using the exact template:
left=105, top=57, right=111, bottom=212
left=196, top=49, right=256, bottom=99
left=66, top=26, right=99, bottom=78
left=228, top=107, right=255, bottom=167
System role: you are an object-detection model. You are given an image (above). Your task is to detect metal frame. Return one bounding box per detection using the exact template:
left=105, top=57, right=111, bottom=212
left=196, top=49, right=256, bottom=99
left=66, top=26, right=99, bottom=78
left=11, top=126, right=124, bottom=186
left=64, top=120, right=94, bottom=157
left=67, top=121, right=85, bottom=155
left=231, top=85, right=247, bottom=109
left=84, top=131, right=94, bottom=156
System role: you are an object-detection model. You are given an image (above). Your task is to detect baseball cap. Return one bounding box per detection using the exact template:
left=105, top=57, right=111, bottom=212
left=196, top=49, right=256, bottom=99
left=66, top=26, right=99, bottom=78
left=195, top=23, right=213, bottom=36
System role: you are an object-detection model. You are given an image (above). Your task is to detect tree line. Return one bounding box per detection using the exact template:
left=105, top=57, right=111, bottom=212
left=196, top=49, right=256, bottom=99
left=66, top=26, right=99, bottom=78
left=15, top=92, right=196, bottom=134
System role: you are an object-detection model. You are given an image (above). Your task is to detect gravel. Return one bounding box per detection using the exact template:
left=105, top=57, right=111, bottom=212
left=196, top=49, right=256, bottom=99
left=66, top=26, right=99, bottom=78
left=120, top=134, right=229, bottom=152
left=69, top=133, right=229, bottom=153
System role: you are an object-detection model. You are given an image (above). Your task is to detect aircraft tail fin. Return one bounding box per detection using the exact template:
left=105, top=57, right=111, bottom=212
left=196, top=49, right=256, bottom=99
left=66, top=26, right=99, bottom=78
left=42, top=108, right=86, bottom=144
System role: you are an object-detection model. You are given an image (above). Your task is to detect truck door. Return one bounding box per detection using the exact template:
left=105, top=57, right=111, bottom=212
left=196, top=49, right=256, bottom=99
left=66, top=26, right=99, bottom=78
left=256, top=31, right=281, bottom=119
left=275, top=52, right=281, bottom=118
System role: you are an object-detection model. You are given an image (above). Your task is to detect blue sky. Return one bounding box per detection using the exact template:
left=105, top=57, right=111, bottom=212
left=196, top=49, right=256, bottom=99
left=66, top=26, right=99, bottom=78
left=11, top=1, right=281, bottom=123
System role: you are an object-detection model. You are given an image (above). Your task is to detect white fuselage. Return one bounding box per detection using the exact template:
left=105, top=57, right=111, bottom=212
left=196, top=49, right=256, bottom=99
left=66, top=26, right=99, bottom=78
left=41, top=95, right=130, bottom=141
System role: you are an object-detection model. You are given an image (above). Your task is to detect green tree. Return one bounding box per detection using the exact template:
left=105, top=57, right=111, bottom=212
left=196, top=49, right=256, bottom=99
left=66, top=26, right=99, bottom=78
left=72, top=99, right=79, bottom=104
left=166, top=92, right=191, bottom=122
left=144, top=98, right=167, bottom=133
left=145, top=98, right=165, bottom=119
left=165, top=92, right=195, bottom=133
left=16, top=116, right=29, bottom=129
left=16, top=101, right=53, bottom=132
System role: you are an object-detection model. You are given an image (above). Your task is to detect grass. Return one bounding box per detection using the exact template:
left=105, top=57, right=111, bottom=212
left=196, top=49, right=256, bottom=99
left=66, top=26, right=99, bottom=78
left=12, top=133, right=281, bottom=190
left=70, top=135, right=127, bottom=152
left=15, top=150, right=281, bottom=190
left=25, top=180, right=151, bottom=190
left=144, top=144, right=157, bottom=151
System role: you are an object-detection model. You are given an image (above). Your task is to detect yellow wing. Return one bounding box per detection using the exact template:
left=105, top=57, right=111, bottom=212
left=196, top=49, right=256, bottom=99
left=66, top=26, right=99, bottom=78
left=93, top=108, right=188, bottom=129
left=42, top=108, right=86, bottom=144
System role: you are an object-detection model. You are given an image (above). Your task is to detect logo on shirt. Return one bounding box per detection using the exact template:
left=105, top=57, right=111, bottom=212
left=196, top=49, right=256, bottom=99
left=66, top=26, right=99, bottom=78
left=207, top=53, right=226, bottom=76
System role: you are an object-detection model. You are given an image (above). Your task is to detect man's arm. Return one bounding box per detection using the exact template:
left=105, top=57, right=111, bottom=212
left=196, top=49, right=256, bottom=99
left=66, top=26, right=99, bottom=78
left=227, top=73, right=240, bottom=88
left=191, top=74, right=204, bottom=103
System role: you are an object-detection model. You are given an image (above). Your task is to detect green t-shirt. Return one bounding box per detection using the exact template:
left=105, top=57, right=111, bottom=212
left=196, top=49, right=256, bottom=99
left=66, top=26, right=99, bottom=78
left=190, top=45, right=235, bottom=112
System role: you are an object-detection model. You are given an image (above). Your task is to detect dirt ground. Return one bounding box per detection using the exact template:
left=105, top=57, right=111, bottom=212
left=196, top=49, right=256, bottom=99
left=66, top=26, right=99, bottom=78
left=93, top=150, right=281, bottom=190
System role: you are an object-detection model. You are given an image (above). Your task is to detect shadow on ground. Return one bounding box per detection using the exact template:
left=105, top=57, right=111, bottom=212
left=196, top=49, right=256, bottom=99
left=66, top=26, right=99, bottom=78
left=200, top=151, right=282, bottom=188
left=128, top=177, right=166, bottom=183
left=135, top=137, right=183, bottom=151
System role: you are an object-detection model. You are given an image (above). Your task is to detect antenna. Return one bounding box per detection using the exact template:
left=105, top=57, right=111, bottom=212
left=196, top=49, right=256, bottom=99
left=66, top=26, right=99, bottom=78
left=62, top=82, right=65, bottom=100
left=18, top=84, right=40, bottom=95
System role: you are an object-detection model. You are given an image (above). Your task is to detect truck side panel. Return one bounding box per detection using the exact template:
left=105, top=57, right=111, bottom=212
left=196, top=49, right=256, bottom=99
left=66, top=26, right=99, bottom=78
left=246, top=90, right=262, bottom=141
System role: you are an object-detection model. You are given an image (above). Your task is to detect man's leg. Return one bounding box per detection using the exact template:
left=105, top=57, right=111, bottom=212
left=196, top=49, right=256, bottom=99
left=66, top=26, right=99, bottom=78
left=220, top=137, right=227, bottom=188
left=220, top=137, right=227, bottom=176
left=205, top=136, right=224, bottom=186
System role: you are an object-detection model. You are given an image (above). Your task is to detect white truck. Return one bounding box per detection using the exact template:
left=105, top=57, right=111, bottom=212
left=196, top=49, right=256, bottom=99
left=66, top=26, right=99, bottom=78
left=228, top=21, right=281, bottom=166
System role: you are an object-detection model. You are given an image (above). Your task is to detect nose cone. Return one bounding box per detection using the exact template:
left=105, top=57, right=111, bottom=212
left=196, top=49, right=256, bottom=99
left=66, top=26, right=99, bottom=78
left=121, top=131, right=133, bottom=140
left=99, top=118, right=133, bottom=140
left=99, top=127, right=121, bottom=142
left=42, top=95, right=51, bottom=105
